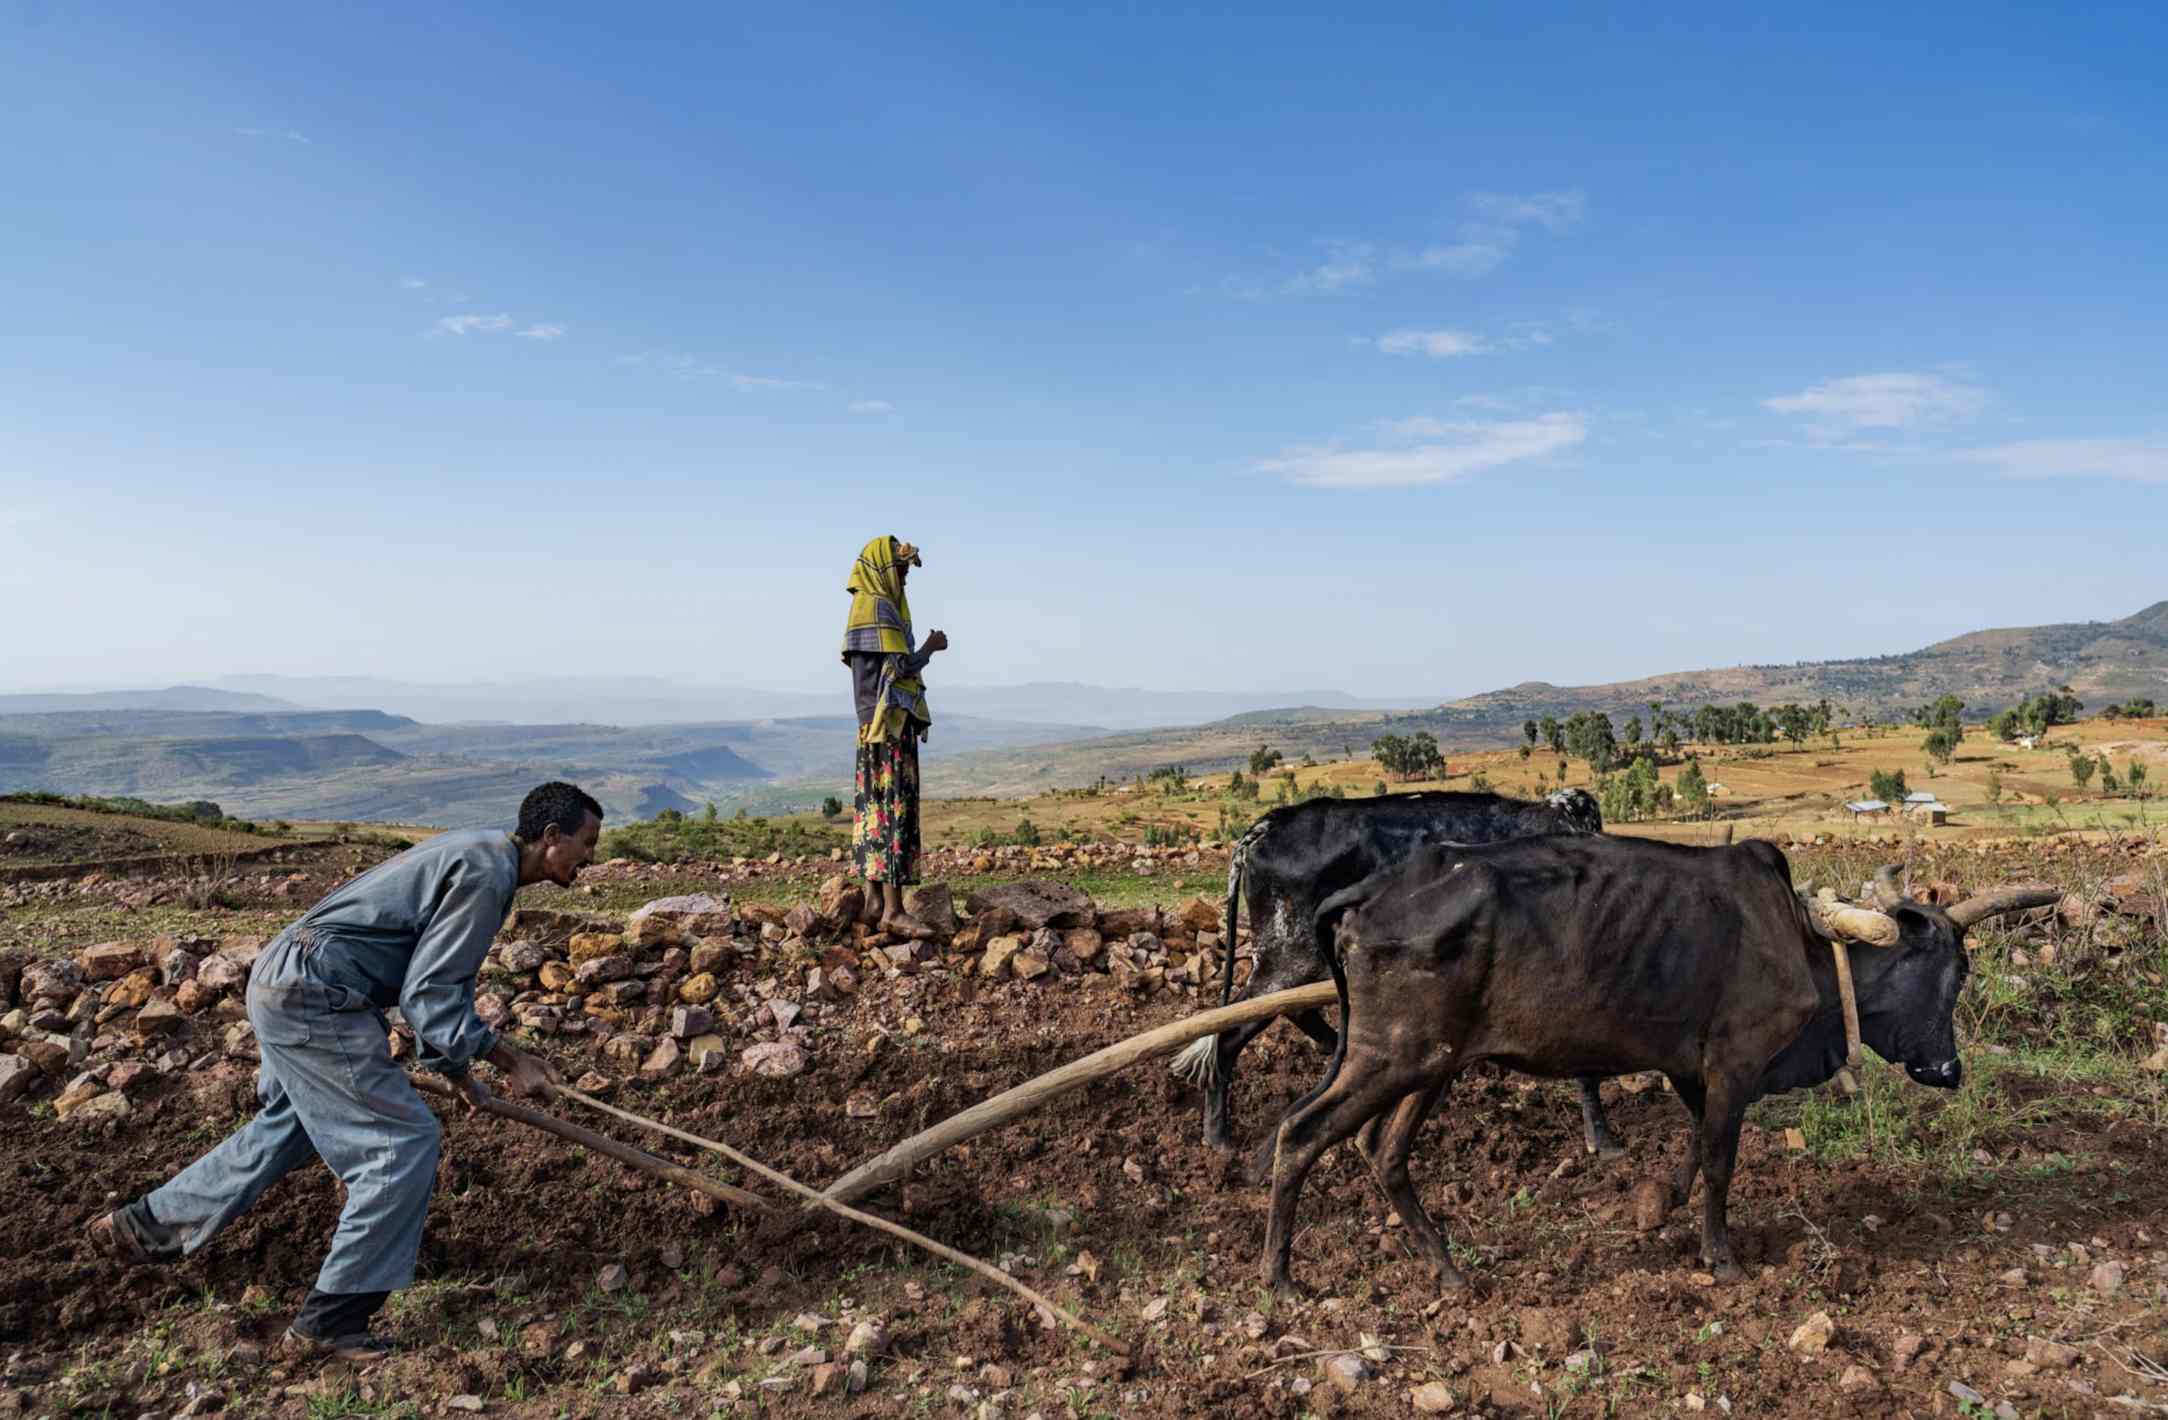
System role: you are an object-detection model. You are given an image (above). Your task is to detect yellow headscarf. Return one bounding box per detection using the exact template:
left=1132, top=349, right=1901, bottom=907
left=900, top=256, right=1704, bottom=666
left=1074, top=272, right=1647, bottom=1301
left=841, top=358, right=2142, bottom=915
left=841, top=535, right=931, bottom=744
left=842, top=535, right=916, bottom=657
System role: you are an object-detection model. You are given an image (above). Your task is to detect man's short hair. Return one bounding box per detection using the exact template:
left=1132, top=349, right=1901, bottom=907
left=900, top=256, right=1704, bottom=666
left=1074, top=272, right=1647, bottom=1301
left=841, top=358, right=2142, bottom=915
left=517, top=782, right=603, bottom=841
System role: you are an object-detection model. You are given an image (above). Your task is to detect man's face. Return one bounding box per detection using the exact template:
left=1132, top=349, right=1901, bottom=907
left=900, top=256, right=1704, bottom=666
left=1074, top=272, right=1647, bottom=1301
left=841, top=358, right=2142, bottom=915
left=539, top=813, right=601, bottom=887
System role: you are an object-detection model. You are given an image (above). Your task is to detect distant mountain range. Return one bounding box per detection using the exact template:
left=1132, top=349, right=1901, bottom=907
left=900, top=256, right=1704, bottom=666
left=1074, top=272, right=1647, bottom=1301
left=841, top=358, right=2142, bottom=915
left=194, top=674, right=1427, bottom=731
left=5, top=601, right=2160, bottom=823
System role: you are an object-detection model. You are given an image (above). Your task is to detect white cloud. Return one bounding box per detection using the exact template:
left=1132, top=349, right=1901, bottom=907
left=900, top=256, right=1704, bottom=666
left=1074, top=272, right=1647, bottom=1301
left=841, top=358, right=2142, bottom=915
left=1376, top=328, right=1489, bottom=358
left=235, top=126, right=311, bottom=145
left=1415, top=241, right=1507, bottom=277
left=399, top=277, right=428, bottom=290
left=1762, top=372, right=1986, bottom=430
left=1959, top=436, right=2168, bottom=483
left=728, top=373, right=821, bottom=393
left=847, top=400, right=895, bottom=415
left=1467, top=189, right=1587, bottom=231
left=1259, top=411, right=1588, bottom=488
left=518, top=323, right=566, bottom=341
left=1284, top=246, right=1375, bottom=294
left=433, top=313, right=515, bottom=336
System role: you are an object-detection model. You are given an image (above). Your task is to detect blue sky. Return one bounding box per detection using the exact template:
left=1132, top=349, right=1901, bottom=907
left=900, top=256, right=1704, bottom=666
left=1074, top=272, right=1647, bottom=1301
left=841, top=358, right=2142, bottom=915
left=5, top=2, right=2164, bottom=703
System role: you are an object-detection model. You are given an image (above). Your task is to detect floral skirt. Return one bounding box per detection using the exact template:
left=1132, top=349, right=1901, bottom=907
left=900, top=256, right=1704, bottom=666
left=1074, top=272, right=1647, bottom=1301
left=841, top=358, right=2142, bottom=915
left=853, top=736, right=921, bottom=886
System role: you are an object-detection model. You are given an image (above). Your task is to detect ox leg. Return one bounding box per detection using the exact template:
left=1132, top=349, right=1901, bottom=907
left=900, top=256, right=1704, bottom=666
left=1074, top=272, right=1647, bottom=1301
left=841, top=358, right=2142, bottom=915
left=1262, top=1066, right=1410, bottom=1295
left=1695, top=1079, right=1750, bottom=1282
left=1200, top=1017, right=1274, bottom=1152
left=1667, top=1079, right=1705, bottom=1208
left=1368, top=1077, right=1465, bottom=1291
left=1577, top=1076, right=1625, bottom=1157
left=1242, top=1008, right=1350, bottom=1184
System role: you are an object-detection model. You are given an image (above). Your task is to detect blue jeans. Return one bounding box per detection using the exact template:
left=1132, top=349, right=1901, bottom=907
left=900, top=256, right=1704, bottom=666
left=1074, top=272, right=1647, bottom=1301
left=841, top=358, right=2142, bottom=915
left=136, top=931, right=443, bottom=1295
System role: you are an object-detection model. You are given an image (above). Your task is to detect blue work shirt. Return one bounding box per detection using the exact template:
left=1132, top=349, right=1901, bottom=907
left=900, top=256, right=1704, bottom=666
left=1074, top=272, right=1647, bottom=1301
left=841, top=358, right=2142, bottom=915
left=286, top=828, right=521, bottom=1074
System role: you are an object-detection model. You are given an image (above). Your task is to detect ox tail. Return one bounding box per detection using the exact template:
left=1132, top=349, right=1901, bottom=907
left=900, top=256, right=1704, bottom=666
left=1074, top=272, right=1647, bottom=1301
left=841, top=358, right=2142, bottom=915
left=1169, top=832, right=1251, bottom=1087
left=1308, top=880, right=1369, bottom=1101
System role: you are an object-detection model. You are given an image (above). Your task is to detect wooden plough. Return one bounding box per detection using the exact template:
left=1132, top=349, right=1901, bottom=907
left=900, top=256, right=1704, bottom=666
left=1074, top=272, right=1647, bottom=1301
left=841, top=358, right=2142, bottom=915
left=422, top=982, right=1340, bottom=1354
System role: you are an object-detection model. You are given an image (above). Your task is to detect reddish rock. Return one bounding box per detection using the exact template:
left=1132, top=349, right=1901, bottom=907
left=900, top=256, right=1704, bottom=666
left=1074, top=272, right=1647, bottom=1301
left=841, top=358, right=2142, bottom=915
left=80, top=942, right=149, bottom=981
left=963, top=880, right=1095, bottom=930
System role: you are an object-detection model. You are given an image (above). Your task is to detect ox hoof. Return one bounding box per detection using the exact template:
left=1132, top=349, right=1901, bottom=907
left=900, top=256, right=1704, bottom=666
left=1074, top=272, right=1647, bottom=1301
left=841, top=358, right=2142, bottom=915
left=1705, top=1260, right=1746, bottom=1285
left=1432, top=1266, right=1471, bottom=1295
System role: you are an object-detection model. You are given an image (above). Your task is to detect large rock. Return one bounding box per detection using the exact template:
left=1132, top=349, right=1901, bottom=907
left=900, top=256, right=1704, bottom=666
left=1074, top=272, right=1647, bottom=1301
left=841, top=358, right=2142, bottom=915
left=568, top=932, right=626, bottom=965
left=1095, top=905, right=1163, bottom=938
left=497, top=941, right=549, bottom=973
left=80, top=942, right=149, bottom=981
left=670, top=1005, right=715, bottom=1039
left=20, top=959, right=84, bottom=1005
left=783, top=904, right=819, bottom=938
left=627, top=893, right=733, bottom=947
left=503, top=907, right=616, bottom=945
left=0, top=1054, right=35, bottom=1102
left=1176, top=896, right=1221, bottom=935
left=641, top=1039, right=682, bottom=1079
left=980, top=936, right=1025, bottom=979
left=194, top=953, right=250, bottom=996
left=963, top=880, right=1095, bottom=930
left=104, top=969, right=158, bottom=1010
left=15, top=1037, right=69, bottom=1076
left=677, top=973, right=720, bottom=1004
left=158, top=946, right=203, bottom=988
left=906, top=884, right=958, bottom=937
left=575, top=955, right=634, bottom=985
left=815, top=877, right=865, bottom=932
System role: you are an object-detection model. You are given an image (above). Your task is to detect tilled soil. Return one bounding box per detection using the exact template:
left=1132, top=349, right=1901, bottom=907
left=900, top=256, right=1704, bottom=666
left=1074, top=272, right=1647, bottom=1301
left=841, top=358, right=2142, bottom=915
left=10, top=960, right=2168, bottom=1419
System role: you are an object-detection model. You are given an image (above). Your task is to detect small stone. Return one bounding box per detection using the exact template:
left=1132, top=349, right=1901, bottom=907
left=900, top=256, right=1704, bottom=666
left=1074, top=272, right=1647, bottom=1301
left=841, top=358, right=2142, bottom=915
left=134, top=999, right=184, bottom=1035
left=845, top=1320, right=887, bottom=1356
left=808, top=1363, right=842, bottom=1396
left=789, top=1345, right=827, bottom=1368
left=612, top=1365, right=658, bottom=1395
left=677, top=973, right=720, bottom=1004
left=2024, top=1337, right=2080, bottom=1369
left=574, top=955, right=633, bottom=985
left=596, top=1263, right=629, bottom=1292
left=640, top=1039, right=681, bottom=1079
left=1320, top=1352, right=1373, bottom=1392
left=0, top=1055, right=33, bottom=1102
left=80, top=942, right=149, bottom=980
left=1838, top=1365, right=1879, bottom=1394
left=741, top=1041, right=809, bottom=1078
left=2089, top=1260, right=2127, bottom=1294
left=767, top=999, right=802, bottom=1031
left=447, top=1396, right=484, bottom=1413
left=1411, top=1380, right=1458, bottom=1412
left=669, top=1005, right=714, bottom=1039
left=980, top=936, right=1024, bottom=978
left=497, top=941, right=548, bottom=973
left=1011, top=950, right=1051, bottom=981
left=1627, top=1177, right=1670, bottom=1232
left=1787, top=1311, right=1835, bottom=1355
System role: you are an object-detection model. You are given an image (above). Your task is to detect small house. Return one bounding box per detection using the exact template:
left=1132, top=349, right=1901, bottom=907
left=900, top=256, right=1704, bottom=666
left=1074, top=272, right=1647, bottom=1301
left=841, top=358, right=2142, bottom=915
left=1843, top=799, right=1889, bottom=816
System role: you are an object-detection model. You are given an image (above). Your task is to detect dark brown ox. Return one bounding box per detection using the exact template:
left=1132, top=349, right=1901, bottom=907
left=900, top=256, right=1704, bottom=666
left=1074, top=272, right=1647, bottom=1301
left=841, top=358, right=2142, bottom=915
left=1260, top=837, right=2057, bottom=1293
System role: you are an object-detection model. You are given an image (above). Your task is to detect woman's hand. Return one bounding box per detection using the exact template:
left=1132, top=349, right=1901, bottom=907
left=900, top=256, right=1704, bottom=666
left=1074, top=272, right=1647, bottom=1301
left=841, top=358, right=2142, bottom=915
left=923, top=629, right=950, bottom=654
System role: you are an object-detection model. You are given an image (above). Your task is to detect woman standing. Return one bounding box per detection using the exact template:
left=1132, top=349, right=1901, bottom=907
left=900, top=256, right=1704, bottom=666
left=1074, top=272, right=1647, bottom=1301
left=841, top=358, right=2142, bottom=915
left=841, top=535, right=948, bottom=937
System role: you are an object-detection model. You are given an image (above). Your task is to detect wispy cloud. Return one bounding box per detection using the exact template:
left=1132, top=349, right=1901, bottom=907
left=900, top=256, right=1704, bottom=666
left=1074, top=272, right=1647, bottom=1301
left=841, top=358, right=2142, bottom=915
left=399, top=277, right=428, bottom=290
left=847, top=399, right=895, bottom=415
left=1762, top=372, right=1986, bottom=431
left=1960, top=436, right=2168, bottom=483
left=1284, top=245, right=1375, bottom=294
left=615, top=351, right=823, bottom=391
left=1467, top=189, right=1587, bottom=231
left=433, top=313, right=515, bottom=336
left=1259, top=411, right=1587, bottom=488
left=1415, top=241, right=1508, bottom=277
left=517, top=323, right=566, bottom=341
left=1375, top=328, right=1488, bottom=358
left=234, top=126, right=311, bottom=145
left=729, top=373, right=820, bottom=392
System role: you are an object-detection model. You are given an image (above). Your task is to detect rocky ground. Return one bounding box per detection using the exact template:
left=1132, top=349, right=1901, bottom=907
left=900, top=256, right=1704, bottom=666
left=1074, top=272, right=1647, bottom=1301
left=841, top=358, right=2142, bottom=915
left=2, top=834, right=2166, bottom=1418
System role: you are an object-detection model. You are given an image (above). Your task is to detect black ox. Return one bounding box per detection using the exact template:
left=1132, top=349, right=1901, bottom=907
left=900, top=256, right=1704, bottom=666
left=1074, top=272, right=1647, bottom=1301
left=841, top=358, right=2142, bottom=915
left=1260, top=836, right=2057, bottom=1292
left=1171, top=790, right=1615, bottom=1161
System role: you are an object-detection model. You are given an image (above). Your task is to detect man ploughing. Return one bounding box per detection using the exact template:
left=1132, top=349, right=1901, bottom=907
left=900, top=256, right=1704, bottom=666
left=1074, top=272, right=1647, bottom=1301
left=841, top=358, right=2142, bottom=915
left=87, top=781, right=603, bottom=1361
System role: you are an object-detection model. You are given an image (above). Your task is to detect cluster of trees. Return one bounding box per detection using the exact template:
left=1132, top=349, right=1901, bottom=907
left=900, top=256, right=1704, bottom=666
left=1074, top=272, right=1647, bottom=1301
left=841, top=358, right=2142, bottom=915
left=2068, top=747, right=2151, bottom=797
left=2101, top=698, right=2159, bottom=721
left=1915, top=694, right=1965, bottom=766
left=1372, top=730, right=1446, bottom=780
left=1248, top=744, right=1284, bottom=774
left=1868, top=767, right=1910, bottom=805
left=1986, top=687, right=2084, bottom=742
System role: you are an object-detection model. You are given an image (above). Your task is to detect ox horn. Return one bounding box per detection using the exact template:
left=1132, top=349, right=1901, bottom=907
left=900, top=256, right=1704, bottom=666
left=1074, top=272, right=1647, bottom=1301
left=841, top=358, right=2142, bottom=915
left=1946, top=884, right=2062, bottom=932
left=1869, top=864, right=1907, bottom=910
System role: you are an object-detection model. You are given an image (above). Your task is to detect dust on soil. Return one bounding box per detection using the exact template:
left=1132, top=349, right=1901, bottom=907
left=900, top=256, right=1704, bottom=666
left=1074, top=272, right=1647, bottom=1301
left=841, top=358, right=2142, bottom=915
left=4, top=838, right=2166, bottom=1419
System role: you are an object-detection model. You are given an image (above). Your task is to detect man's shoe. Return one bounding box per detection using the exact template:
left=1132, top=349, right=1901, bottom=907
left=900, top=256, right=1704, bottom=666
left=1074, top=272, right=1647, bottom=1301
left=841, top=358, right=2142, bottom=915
left=86, top=1212, right=154, bottom=1264
left=281, top=1327, right=393, bottom=1364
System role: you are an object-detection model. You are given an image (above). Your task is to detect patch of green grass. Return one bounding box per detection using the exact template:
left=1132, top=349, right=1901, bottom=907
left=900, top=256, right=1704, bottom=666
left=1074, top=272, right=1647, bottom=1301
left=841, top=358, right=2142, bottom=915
left=306, top=1384, right=421, bottom=1419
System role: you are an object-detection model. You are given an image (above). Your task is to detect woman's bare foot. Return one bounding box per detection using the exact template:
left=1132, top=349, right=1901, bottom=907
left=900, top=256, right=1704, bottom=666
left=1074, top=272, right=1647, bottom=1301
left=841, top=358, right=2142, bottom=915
left=880, top=911, right=936, bottom=940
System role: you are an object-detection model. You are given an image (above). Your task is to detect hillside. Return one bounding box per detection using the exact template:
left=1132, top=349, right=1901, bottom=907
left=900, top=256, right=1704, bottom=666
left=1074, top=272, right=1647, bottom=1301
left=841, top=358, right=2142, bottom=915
left=0, top=686, right=299, bottom=714
left=903, top=600, right=2168, bottom=796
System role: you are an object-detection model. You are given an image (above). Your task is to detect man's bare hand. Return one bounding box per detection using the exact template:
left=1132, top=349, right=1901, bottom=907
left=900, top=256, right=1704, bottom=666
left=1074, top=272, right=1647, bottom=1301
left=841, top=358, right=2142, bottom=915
left=502, top=1046, right=562, bottom=1101
left=454, top=1070, right=492, bottom=1116
left=923, top=629, right=949, bottom=654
